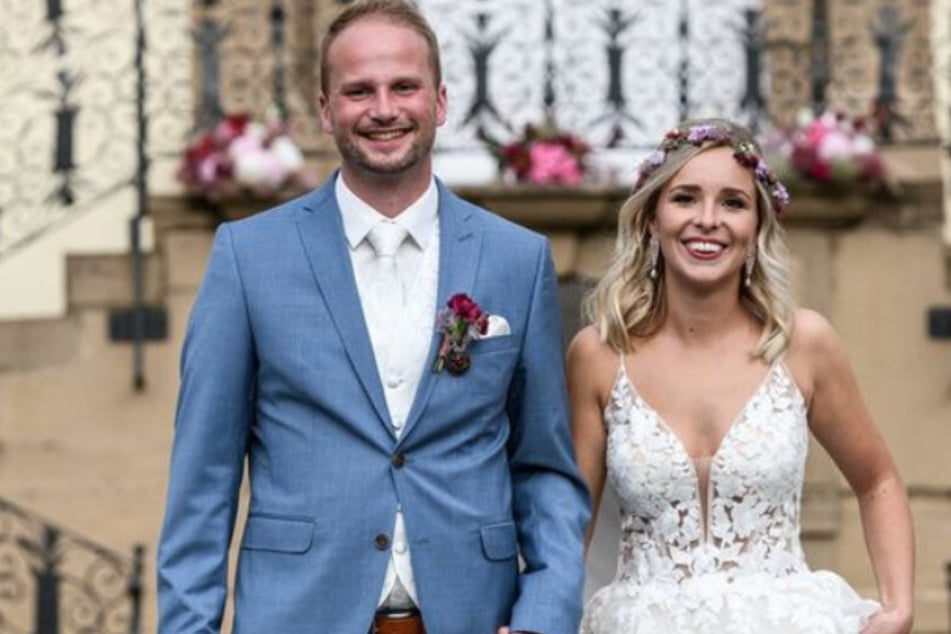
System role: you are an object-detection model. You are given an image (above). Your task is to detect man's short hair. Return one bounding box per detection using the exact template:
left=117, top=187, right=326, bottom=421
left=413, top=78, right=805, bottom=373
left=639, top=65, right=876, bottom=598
left=319, top=0, right=442, bottom=95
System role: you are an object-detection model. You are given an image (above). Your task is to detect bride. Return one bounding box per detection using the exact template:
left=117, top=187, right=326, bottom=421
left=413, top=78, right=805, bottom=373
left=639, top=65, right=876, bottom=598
left=568, top=119, right=914, bottom=634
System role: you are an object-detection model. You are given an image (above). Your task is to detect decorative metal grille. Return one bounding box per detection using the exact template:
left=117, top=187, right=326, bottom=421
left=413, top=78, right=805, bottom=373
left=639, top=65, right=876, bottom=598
left=0, top=497, right=143, bottom=634
left=765, top=0, right=937, bottom=143
left=0, top=0, right=190, bottom=256
left=419, top=0, right=769, bottom=182
left=192, top=0, right=325, bottom=153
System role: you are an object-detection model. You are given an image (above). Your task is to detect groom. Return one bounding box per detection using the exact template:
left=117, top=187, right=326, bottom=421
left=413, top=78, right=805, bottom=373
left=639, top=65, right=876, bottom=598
left=156, top=1, right=590, bottom=633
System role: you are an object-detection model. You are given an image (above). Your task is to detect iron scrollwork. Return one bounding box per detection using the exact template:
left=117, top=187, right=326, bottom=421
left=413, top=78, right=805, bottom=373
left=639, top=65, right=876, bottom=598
left=0, top=498, right=143, bottom=634
left=418, top=0, right=770, bottom=181
left=0, top=0, right=191, bottom=257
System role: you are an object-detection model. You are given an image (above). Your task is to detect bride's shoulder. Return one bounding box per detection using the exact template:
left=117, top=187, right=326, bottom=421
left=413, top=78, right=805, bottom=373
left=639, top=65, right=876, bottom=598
left=788, top=308, right=841, bottom=357
left=567, top=326, right=620, bottom=385
left=786, top=308, right=848, bottom=391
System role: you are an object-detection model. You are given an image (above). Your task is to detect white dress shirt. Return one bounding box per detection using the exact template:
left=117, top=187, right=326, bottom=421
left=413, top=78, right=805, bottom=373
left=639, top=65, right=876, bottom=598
left=336, top=175, right=439, bottom=608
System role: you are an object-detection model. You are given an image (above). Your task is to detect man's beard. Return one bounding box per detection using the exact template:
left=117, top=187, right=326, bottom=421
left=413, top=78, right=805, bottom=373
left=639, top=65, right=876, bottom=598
left=336, top=125, right=436, bottom=176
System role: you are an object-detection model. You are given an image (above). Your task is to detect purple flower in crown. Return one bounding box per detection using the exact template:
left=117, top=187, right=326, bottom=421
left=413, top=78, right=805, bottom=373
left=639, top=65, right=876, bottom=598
left=772, top=182, right=791, bottom=210
left=646, top=150, right=665, bottom=168
left=633, top=123, right=791, bottom=214
left=686, top=124, right=726, bottom=145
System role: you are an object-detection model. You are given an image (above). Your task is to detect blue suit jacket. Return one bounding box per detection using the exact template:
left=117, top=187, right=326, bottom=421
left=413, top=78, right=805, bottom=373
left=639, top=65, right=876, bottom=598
left=157, top=176, right=590, bottom=634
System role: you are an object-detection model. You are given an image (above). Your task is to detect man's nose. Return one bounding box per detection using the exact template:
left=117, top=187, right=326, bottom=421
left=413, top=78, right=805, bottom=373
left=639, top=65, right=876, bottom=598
left=370, top=90, right=397, bottom=120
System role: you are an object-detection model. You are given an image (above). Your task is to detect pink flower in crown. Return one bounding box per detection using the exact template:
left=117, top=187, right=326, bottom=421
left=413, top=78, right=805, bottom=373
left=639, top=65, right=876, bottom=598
left=527, top=141, right=584, bottom=185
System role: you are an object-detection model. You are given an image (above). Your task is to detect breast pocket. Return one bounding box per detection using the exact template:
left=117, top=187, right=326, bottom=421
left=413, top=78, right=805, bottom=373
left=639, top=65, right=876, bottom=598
left=470, top=334, right=518, bottom=356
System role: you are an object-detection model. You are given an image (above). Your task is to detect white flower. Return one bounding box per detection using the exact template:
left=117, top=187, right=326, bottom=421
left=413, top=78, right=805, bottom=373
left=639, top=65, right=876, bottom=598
left=271, top=135, right=304, bottom=171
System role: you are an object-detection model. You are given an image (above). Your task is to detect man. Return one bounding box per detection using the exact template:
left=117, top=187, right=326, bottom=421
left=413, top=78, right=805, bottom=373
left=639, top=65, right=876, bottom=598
left=156, top=1, right=589, bottom=633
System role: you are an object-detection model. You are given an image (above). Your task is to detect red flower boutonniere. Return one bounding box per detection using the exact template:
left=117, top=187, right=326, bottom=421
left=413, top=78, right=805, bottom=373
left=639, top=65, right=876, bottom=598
left=433, top=293, right=488, bottom=376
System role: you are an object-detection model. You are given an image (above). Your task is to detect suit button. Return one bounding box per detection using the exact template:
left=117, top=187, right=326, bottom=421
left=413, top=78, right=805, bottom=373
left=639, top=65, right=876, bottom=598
left=374, top=534, right=390, bottom=550
left=392, top=453, right=406, bottom=468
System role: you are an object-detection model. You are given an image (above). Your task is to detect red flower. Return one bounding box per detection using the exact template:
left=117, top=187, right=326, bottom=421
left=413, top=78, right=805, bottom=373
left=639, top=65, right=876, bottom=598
left=447, top=293, right=488, bottom=331
left=433, top=293, right=489, bottom=375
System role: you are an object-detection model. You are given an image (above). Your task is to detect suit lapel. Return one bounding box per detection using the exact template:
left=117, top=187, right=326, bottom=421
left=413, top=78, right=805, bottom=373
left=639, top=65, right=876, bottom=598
left=400, top=182, right=483, bottom=442
left=295, top=177, right=392, bottom=433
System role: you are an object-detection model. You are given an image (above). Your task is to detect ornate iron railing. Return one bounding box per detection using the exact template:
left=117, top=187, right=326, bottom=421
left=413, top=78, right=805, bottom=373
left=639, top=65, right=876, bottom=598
left=0, top=0, right=189, bottom=259
left=0, top=497, right=143, bottom=634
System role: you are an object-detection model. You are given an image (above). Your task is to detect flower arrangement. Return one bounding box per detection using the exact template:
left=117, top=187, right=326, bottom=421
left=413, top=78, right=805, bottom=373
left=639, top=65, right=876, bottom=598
left=433, top=293, right=488, bottom=376
left=481, top=121, right=590, bottom=186
left=178, top=110, right=313, bottom=200
left=766, top=109, right=888, bottom=193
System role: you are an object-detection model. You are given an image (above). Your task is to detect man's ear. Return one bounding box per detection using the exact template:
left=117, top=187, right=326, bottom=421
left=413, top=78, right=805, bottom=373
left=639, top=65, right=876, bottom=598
left=318, top=93, right=332, bottom=134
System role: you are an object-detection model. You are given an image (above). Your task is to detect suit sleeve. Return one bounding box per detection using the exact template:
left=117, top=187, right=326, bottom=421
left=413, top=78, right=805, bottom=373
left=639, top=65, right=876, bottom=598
left=157, top=224, right=256, bottom=633
left=506, top=239, right=592, bottom=634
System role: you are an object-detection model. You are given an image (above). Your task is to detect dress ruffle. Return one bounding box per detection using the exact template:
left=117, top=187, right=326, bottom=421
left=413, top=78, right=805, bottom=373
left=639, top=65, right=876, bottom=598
left=581, top=569, right=880, bottom=634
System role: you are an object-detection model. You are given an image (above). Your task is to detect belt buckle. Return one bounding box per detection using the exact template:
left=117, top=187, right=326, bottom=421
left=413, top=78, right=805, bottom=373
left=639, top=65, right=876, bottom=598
left=372, top=608, right=421, bottom=634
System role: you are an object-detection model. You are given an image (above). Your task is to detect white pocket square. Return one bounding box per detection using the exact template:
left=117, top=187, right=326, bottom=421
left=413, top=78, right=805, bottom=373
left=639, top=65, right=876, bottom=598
left=480, top=314, right=511, bottom=338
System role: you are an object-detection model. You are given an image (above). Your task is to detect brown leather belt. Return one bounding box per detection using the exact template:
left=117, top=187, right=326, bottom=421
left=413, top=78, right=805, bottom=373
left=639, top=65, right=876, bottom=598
left=371, top=609, right=426, bottom=634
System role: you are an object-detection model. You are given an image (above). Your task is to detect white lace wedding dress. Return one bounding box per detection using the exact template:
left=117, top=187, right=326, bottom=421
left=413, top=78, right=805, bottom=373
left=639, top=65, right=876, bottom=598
left=581, top=360, right=880, bottom=634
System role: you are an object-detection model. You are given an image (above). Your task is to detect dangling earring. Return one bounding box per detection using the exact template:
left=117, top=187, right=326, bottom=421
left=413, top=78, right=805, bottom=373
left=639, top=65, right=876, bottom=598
left=648, top=236, right=660, bottom=280
left=744, top=249, right=756, bottom=287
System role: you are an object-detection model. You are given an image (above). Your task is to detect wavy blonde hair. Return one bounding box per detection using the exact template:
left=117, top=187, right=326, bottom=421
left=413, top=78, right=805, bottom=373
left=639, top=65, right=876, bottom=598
left=584, top=118, right=795, bottom=362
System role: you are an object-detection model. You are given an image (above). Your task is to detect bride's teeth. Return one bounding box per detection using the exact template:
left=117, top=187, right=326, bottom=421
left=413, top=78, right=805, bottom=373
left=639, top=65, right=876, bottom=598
left=689, top=241, right=722, bottom=253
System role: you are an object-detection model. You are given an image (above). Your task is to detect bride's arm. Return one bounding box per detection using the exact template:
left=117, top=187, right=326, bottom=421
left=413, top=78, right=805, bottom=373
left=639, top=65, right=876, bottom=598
left=566, top=326, right=612, bottom=554
left=794, top=309, right=914, bottom=633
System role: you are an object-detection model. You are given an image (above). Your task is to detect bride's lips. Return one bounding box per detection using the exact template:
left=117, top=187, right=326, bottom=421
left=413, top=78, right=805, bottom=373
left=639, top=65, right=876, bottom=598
left=682, top=239, right=727, bottom=260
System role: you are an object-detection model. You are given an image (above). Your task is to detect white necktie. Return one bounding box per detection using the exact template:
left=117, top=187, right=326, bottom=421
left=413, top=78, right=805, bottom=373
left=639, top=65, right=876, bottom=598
left=366, top=221, right=408, bottom=309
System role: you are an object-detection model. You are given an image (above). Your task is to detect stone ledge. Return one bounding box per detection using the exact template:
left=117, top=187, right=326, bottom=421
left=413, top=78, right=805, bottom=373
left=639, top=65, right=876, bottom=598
left=453, top=184, right=629, bottom=230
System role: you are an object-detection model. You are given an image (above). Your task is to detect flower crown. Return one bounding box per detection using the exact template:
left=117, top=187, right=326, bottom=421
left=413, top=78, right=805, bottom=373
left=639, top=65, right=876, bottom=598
left=634, top=124, right=790, bottom=214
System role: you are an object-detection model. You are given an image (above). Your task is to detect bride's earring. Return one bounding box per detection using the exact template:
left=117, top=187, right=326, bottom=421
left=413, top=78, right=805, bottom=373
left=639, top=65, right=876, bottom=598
left=744, top=249, right=756, bottom=287
left=648, top=236, right=660, bottom=280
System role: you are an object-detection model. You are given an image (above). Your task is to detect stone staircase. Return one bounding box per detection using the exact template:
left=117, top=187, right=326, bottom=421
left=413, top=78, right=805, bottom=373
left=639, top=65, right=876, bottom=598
left=0, top=199, right=219, bottom=632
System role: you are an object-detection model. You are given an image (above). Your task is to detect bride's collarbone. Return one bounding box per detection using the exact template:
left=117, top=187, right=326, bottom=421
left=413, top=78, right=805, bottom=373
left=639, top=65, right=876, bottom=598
left=624, top=356, right=773, bottom=457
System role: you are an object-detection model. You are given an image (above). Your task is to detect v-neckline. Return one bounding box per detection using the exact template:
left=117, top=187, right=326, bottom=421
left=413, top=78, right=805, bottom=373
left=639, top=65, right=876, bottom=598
left=616, top=360, right=778, bottom=541
left=619, top=360, right=777, bottom=467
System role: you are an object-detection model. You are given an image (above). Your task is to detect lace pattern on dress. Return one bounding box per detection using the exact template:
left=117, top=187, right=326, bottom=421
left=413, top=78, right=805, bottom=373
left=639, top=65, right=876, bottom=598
left=604, top=360, right=810, bottom=586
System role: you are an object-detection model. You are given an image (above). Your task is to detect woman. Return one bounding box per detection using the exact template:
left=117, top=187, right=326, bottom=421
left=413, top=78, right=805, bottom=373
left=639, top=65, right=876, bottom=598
left=570, top=119, right=914, bottom=633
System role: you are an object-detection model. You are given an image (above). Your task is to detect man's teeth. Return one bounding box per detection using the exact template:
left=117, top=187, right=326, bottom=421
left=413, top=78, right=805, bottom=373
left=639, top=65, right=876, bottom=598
left=367, top=130, right=405, bottom=140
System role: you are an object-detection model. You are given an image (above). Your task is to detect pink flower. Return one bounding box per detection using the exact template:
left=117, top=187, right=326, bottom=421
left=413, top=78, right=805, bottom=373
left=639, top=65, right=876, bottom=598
left=179, top=110, right=312, bottom=199
left=526, top=142, right=584, bottom=185
left=482, top=121, right=589, bottom=186
left=775, top=108, right=888, bottom=190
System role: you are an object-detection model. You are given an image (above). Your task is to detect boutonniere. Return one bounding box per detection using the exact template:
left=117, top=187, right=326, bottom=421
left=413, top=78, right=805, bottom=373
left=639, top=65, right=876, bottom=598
left=433, top=293, right=488, bottom=376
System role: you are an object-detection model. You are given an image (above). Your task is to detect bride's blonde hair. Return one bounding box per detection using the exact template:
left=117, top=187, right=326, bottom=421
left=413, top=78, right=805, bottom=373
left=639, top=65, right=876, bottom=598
left=584, top=118, right=795, bottom=362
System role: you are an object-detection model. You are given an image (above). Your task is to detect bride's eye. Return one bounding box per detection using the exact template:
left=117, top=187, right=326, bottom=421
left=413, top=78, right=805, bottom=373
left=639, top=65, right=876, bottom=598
left=670, top=192, right=695, bottom=205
